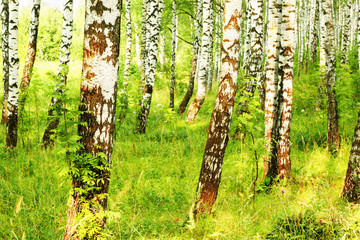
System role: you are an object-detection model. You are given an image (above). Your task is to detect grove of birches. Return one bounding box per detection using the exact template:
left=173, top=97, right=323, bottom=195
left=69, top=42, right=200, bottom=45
left=2, top=0, right=360, bottom=239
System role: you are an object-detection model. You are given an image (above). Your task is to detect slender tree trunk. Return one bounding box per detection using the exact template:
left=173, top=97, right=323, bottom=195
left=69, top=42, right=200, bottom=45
left=309, top=0, right=319, bottom=63
left=177, top=0, right=202, bottom=114
left=212, top=1, right=222, bottom=84
left=158, top=31, right=165, bottom=68
left=341, top=0, right=351, bottom=65
left=263, top=0, right=281, bottom=180
left=119, top=0, right=132, bottom=120
left=237, top=0, right=264, bottom=113
left=242, top=0, right=252, bottom=69
left=186, top=0, right=212, bottom=122
left=6, top=0, right=19, bottom=148
left=1, top=0, right=9, bottom=124
left=134, top=23, right=141, bottom=67
left=206, top=1, right=214, bottom=92
left=266, top=0, right=295, bottom=181
left=169, top=0, right=177, bottom=109
left=323, top=0, right=339, bottom=153
left=136, top=0, right=164, bottom=133
left=358, top=0, right=360, bottom=71
left=42, top=0, right=73, bottom=148
left=140, top=0, right=148, bottom=84
left=193, top=0, right=241, bottom=217
left=342, top=111, right=360, bottom=202
left=319, top=0, right=326, bottom=74
left=19, top=0, right=41, bottom=108
left=63, top=1, right=121, bottom=239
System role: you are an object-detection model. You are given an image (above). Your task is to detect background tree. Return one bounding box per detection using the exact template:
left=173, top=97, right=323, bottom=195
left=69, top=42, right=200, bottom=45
left=63, top=0, right=121, bottom=238
left=1, top=0, right=9, bottom=124
left=177, top=0, right=202, bottom=114
left=6, top=0, right=19, bottom=148
left=169, top=0, right=177, bottom=109
left=193, top=0, right=241, bottom=217
left=186, top=0, right=212, bottom=122
left=323, top=0, right=339, bottom=153
left=19, top=0, right=41, bottom=108
left=136, top=0, right=164, bottom=133
left=42, top=0, right=74, bottom=148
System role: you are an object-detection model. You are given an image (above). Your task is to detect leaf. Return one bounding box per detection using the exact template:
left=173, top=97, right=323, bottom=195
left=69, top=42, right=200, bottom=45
left=15, top=196, right=23, bottom=214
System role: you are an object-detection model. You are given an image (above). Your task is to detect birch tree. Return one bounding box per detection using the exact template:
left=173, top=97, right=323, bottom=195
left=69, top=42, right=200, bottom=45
left=206, top=1, right=214, bottom=92
left=119, top=0, right=132, bottom=119
left=6, top=0, right=19, bottom=148
left=309, top=0, right=319, bottom=63
left=192, top=0, right=241, bottom=217
left=212, top=0, right=223, bottom=84
left=170, top=0, right=177, bottom=109
left=63, top=1, right=121, bottom=238
left=42, top=0, right=73, bottom=148
left=266, top=0, right=295, bottom=181
left=237, top=0, right=264, bottom=113
left=177, top=0, right=202, bottom=114
left=136, top=0, right=164, bottom=133
left=263, top=0, right=281, bottom=179
left=1, top=0, right=9, bottom=124
left=186, top=0, right=212, bottom=122
left=341, top=0, right=351, bottom=65
left=323, top=0, right=339, bottom=153
left=342, top=111, right=360, bottom=202
left=19, top=0, right=41, bottom=108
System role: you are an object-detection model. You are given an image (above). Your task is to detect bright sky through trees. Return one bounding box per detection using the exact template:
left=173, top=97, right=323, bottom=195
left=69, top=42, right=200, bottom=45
left=19, top=0, right=83, bottom=9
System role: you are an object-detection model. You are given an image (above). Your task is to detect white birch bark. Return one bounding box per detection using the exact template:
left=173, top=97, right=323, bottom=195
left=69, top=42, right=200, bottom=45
left=170, top=0, right=177, bottom=109
left=186, top=0, right=212, bottom=122
left=309, top=0, right=319, bottom=63
left=1, top=0, right=9, bottom=124
left=212, top=0, right=223, bottom=84
left=206, top=1, right=214, bottom=91
left=63, top=0, right=121, bottom=238
left=6, top=0, right=19, bottom=148
left=193, top=0, right=241, bottom=217
left=19, top=0, right=41, bottom=108
left=323, top=0, right=339, bottom=153
left=42, top=0, right=73, bottom=147
left=341, top=0, right=351, bottom=64
left=263, top=0, right=281, bottom=178
left=158, top=31, right=165, bottom=67
left=137, top=0, right=164, bottom=133
left=134, top=23, right=141, bottom=67
left=319, top=0, right=326, bottom=74
left=124, top=0, right=132, bottom=84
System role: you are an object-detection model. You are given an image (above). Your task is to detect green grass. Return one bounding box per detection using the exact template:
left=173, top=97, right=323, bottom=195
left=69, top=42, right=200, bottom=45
left=1, top=58, right=360, bottom=239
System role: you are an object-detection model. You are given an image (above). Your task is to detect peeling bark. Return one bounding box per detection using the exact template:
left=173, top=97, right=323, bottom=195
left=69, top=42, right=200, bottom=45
left=193, top=0, right=241, bottom=217
left=63, top=1, right=121, bottom=238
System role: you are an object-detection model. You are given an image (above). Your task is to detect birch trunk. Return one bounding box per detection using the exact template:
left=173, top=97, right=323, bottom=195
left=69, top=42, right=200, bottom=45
left=193, top=0, right=241, bottom=217
left=159, top=32, right=165, bottom=68
left=342, top=111, right=360, bottom=202
left=119, top=0, right=132, bottom=120
left=177, top=0, right=202, bottom=114
left=358, top=0, right=360, bottom=71
left=170, top=0, right=177, bottom=109
left=134, top=23, right=141, bottom=67
left=6, top=0, right=19, bottom=148
left=140, top=0, right=148, bottom=84
left=309, top=0, right=319, bottom=63
left=238, top=0, right=264, bottom=113
left=323, top=0, right=339, bottom=153
left=206, top=1, right=214, bottom=92
left=42, top=0, right=73, bottom=148
left=186, top=0, right=212, bottom=122
left=1, top=0, right=9, bottom=124
left=266, top=0, right=295, bottom=181
left=19, top=0, right=41, bottom=108
left=341, top=0, right=351, bottom=65
left=263, top=0, right=281, bottom=179
left=63, top=1, right=121, bottom=239
left=136, top=0, right=164, bottom=133
left=212, top=1, right=222, bottom=84
left=319, top=0, right=326, bottom=73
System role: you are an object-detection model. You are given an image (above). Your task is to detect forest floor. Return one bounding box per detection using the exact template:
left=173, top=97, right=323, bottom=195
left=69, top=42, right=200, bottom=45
left=1, top=61, right=360, bottom=239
